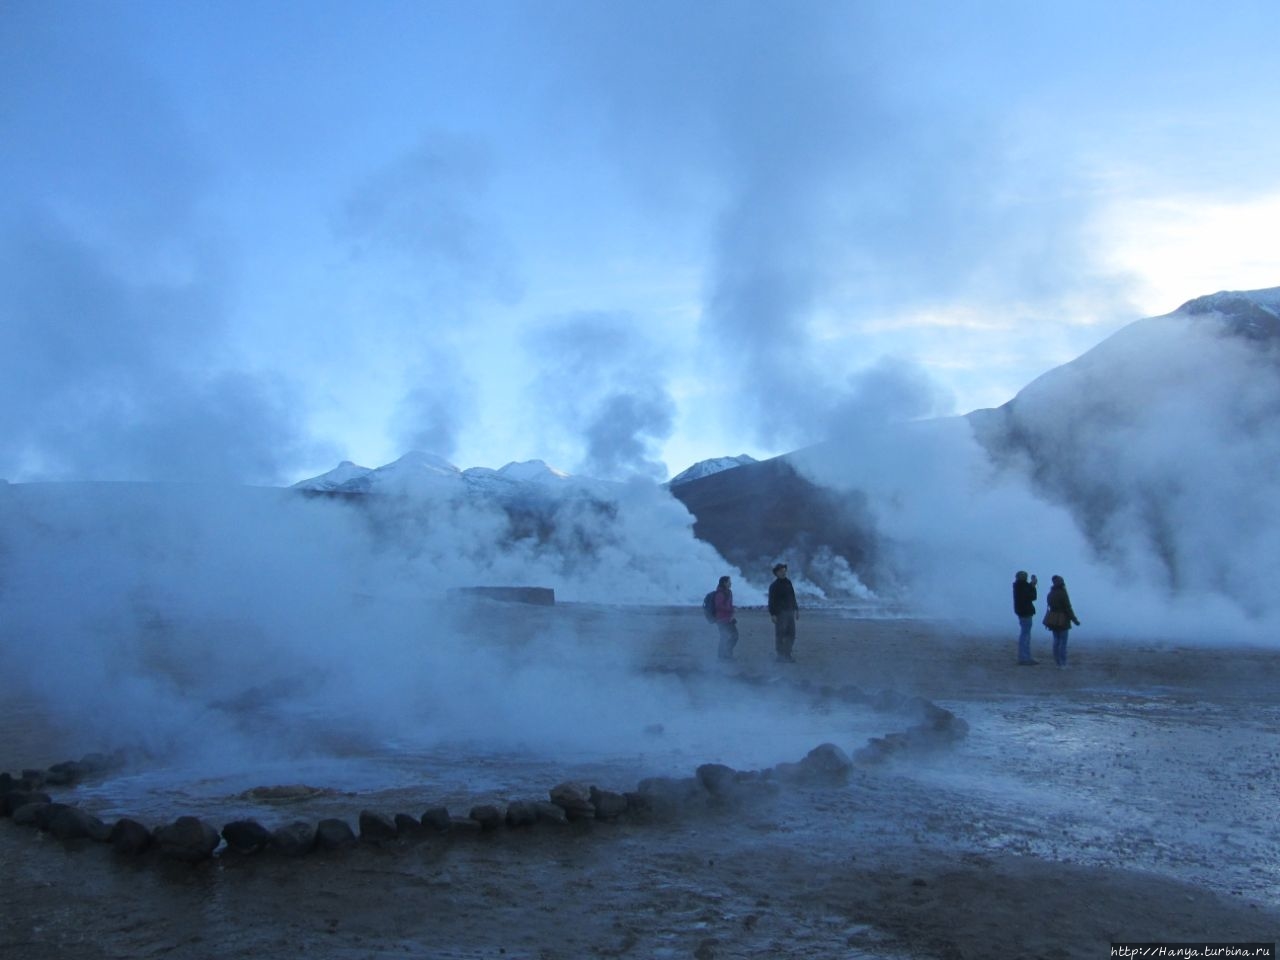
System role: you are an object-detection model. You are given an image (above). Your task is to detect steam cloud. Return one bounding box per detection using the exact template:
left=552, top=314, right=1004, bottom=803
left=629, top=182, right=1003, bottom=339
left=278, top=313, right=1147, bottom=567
left=526, top=313, right=676, bottom=481
left=793, top=307, right=1280, bottom=643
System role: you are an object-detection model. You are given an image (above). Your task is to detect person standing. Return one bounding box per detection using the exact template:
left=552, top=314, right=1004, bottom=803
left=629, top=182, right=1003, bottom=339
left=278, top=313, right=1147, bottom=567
left=1043, top=574, right=1081, bottom=667
left=713, top=575, right=738, bottom=661
left=767, top=562, right=800, bottom=663
left=1012, top=571, right=1039, bottom=665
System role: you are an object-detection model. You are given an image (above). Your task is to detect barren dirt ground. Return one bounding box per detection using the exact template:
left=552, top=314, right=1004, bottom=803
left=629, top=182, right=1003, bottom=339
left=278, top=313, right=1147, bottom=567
left=2, top=605, right=1278, bottom=960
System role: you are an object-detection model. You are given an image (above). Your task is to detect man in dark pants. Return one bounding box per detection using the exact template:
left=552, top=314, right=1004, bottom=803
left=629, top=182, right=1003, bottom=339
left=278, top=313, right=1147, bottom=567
left=767, top=562, right=800, bottom=662
left=1012, top=570, right=1038, bottom=665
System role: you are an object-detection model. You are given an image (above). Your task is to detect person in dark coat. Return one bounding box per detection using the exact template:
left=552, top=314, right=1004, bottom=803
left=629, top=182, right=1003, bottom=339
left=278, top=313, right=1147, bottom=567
left=713, top=575, right=738, bottom=661
left=1012, top=570, right=1039, bottom=665
left=1043, top=574, right=1081, bottom=667
left=767, top=562, right=800, bottom=663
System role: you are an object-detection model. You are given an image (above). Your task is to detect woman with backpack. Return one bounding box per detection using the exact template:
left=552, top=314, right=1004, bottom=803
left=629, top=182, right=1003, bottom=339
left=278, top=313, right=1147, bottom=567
left=713, top=575, right=738, bottom=661
left=1043, top=574, right=1082, bottom=667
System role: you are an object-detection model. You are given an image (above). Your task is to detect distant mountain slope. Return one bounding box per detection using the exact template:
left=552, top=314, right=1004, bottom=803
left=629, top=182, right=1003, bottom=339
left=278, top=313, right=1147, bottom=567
left=292, top=460, right=373, bottom=492
left=668, top=454, right=758, bottom=486
left=294, top=453, right=574, bottom=498
left=666, top=452, right=881, bottom=594
left=967, top=285, right=1280, bottom=604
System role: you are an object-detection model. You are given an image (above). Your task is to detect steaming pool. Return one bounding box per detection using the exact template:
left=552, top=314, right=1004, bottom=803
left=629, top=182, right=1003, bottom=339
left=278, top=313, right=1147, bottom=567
left=23, top=666, right=903, bottom=828
left=5, top=599, right=1278, bottom=927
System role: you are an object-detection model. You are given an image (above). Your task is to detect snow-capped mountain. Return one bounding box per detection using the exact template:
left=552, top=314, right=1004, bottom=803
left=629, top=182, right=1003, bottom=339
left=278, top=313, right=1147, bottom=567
left=668, top=454, right=758, bottom=486
left=293, top=452, right=575, bottom=496
left=290, top=460, right=373, bottom=492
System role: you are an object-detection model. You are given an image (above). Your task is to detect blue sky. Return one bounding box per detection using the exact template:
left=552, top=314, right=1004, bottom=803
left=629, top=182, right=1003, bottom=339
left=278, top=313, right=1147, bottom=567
left=3, top=0, right=1278, bottom=484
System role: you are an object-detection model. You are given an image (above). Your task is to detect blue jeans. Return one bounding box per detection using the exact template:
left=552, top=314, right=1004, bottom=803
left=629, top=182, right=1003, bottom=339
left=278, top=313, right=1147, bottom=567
left=773, top=612, right=796, bottom=658
left=1052, top=630, right=1069, bottom=666
left=717, top=621, right=739, bottom=659
left=1017, top=617, right=1034, bottom=662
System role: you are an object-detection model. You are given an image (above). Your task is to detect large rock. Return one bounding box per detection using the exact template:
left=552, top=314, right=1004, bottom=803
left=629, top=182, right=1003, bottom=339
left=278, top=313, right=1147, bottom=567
left=272, top=820, right=317, bottom=857
left=154, top=816, right=221, bottom=862
left=533, top=801, right=568, bottom=825
left=394, top=813, right=425, bottom=838
left=505, top=800, right=537, bottom=827
left=589, top=787, right=628, bottom=820
left=1, top=790, right=51, bottom=817
left=634, top=776, right=701, bottom=818
left=110, top=818, right=153, bottom=855
left=549, top=782, right=595, bottom=821
left=696, top=763, right=739, bottom=799
left=420, top=806, right=452, bottom=832
left=797, top=743, right=854, bottom=783
left=44, top=759, right=94, bottom=786
left=468, top=805, right=502, bottom=831
left=222, top=819, right=273, bottom=854
left=315, top=818, right=356, bottom=850
left=11, top=801, right=51, bottom=827
left=358, top=810, right=398, bottom=842
left=47, top=805, right=111, bottom=842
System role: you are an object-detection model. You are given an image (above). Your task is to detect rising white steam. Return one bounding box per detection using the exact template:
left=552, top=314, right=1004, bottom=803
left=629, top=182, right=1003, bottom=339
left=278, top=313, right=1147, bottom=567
left=0, top=477, right=757, bottom=766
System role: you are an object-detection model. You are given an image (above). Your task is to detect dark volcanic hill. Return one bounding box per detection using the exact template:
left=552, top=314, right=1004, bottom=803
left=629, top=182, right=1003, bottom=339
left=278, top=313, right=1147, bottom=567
left=666, top=452, right=882, bottom=595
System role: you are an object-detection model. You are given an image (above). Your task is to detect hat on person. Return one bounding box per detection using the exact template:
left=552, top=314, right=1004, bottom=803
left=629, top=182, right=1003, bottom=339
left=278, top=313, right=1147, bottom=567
left=772, top=563, right=787, bottom=574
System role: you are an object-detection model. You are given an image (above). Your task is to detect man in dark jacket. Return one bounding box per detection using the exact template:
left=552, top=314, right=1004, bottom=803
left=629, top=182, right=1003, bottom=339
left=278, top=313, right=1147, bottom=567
left=767, top=563, right=800, bottom=663
left=1012, top=570, right=1038, bottom=665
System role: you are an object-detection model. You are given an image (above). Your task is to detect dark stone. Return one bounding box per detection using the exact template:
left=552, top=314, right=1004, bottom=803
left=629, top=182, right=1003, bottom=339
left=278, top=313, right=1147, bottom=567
left=12, top=802, right=51, bottom=827
left=222, top=819, right=273, bottom=854
left=272, top=820, right=317, bottom=857
left=533, top=801, right=568, bottom=825
left=773, top=761, right=806, bottom=782
left=468, top=804, right=502, bottom=831
left=504, top=800, right=537, bottom=827
left=315, top=818, right=356, bottom=850
left=394, top=813, right=424, bottom=838
left=45, top=760, right=88, bottom=786
left=47, top=805, right=110, bottom=841
left=696, top=763, right=739, bottom=798
left=358, top=810, right=398, bottom=842
left=634, top=776, right=700, bottom=817
left=2, top=790, right=50, bottom=817
left=589, top=787, right=628, bottom=820
left=420, top=806, right=452, bottom=832
left=906, top=704, right=969, bottom=745
left=854, top=736, right=899, bottom=764
left=549, top=782, right=595, bottom=821
left=111, top=818, right=153, bottom=855
left=622, top=791, right=653, bottom=817
left=797, top=743, right=854, bottom=783
left=154, top=816, right=221, bottom=862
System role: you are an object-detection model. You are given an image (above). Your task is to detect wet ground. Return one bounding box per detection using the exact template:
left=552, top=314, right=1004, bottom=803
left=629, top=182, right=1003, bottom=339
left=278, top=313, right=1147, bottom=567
left=1, top=606, right=1277, bottom=959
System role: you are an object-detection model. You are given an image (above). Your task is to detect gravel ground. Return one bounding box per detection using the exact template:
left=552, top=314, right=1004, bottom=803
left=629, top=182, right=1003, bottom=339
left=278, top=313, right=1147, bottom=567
left=1, top=604, right=1276, bottom=959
